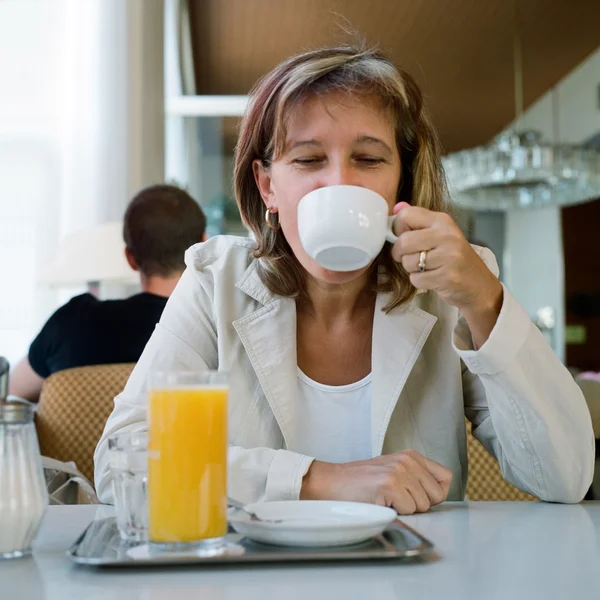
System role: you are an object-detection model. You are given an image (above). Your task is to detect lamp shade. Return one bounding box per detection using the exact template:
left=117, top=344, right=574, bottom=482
left=39, top=221, right=138, bottom=286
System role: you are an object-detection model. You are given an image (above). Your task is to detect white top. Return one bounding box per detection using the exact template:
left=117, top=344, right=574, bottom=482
left=295, top=369, right=372, bottom=463
left=23, top=503, right=600, bottom=600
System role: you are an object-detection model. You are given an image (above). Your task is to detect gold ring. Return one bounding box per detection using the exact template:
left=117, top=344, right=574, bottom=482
left=418, top=250, right=427, bottom=272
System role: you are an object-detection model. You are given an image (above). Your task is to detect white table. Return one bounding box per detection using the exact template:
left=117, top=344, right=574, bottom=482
left=2, top=502, right=600, bottom=600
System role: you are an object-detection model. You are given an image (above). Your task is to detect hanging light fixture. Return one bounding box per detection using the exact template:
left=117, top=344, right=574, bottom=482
left=443, top=5, right=600, bottom=211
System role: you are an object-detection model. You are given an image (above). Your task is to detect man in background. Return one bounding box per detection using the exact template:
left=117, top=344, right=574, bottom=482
left=9, top=184, right=206, bottom=402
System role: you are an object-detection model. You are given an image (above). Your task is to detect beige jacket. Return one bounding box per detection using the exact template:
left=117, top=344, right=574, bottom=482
left=94, top=236, right=594, bottom=505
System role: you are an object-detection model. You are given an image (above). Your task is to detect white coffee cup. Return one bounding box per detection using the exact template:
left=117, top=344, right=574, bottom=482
left=297, top=185, right=398, bottom=272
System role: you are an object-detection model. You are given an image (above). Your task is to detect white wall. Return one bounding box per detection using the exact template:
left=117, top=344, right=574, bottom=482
left=470, top=212, right=505, bottom=277
left=504, top=208, right=565, bottom=354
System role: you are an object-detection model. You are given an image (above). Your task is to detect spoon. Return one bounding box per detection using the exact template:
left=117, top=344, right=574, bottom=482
left=227, top=497, right=283, bottom=524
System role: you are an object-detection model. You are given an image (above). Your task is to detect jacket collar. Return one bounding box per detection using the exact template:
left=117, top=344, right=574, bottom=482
left=235, top=259, right=276, bottom=306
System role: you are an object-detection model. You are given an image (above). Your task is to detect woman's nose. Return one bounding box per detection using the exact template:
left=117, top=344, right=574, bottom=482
left=319, top=163, right=361, bottom=188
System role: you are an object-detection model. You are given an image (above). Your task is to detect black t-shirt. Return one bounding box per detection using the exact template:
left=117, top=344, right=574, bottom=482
left=28, top=293, right=168, bottom=378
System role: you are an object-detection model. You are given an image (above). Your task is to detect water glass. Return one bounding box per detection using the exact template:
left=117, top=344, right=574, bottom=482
left=107, top=431, right=148, bottom=542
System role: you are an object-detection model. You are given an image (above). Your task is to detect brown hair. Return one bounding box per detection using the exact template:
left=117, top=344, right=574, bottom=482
left=234, top=45, right=448, bottom=311
left=123, top=184, right=206, bottom=277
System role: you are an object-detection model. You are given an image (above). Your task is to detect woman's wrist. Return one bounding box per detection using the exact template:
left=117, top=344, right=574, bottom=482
left=300, top=460, right=341, bottom=500
left=460, top=281, right=503, bottom=349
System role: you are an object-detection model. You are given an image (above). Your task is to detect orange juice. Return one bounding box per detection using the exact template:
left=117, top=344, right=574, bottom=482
left=148, top=385, right=228, bottom=543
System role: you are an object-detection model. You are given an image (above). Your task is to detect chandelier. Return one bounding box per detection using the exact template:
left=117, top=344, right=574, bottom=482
left=443, top=9, right=600, bottom=211
left=443, top=130, right=600, bottom=210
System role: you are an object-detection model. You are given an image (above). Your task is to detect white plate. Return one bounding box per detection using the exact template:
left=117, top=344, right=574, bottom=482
left=229, top=501, right=397, bottom=548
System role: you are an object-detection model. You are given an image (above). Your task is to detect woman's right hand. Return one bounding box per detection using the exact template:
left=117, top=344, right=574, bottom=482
left=300, top=450, right=452, bottom=514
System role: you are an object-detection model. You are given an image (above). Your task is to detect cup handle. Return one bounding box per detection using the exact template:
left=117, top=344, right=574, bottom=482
left=386, top=215, right=398, bottom=244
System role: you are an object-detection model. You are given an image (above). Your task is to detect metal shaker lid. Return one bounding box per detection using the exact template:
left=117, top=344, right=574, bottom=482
left=0, top=400, right=34, bottom=424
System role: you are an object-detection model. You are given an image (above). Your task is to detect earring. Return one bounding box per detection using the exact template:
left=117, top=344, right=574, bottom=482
left=265, top=208, right=281, bottom=231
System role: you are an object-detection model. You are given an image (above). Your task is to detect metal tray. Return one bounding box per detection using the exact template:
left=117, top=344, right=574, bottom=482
left=67, top=517, right=434, bottom=567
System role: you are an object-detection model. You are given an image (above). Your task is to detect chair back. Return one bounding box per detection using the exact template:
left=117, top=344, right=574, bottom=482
left=36, top=363, right=135, bottom=482
left=575, top=377, right=600, bottom=499
left=466, top=420, right=536, bottom=501
left=575, top=377, right=600, bottom=437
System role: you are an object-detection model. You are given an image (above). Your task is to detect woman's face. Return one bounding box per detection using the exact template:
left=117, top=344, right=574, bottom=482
left=253, top=91, right=402, bottom=285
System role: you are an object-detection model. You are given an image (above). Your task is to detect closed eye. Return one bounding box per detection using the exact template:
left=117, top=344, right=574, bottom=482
left=355, top=156, right=386, bottom=166
left=292, top=157, right=324, bottom=166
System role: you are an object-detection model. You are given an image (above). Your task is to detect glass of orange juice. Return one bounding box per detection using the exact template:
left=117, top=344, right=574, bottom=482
left=148, top=371, right=228, bottom=555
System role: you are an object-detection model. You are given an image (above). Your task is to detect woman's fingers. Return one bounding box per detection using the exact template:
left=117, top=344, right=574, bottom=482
left=392, top=450, right=451, bottom=512
left=420, top=454, right=454, bottom=489
left=388, top=488, right=417, bottom=515
left=416, top=468, right=448, bottom=506
left=405, top=450, right=453, bottom=489
left=391, top=228, right=438, bottom=260
left=392, top=204, right=441, bottom=230
left=399, top=248, right=444, bottom=273
left=405, top=478, right=432, bottom=513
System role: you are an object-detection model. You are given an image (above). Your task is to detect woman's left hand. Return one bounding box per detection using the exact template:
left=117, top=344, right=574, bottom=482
left=391, top=202, right=504, bottom=347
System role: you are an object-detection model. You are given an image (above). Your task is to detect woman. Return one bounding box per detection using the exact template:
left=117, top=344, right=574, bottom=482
left=94, top=45, right=593, bottom=513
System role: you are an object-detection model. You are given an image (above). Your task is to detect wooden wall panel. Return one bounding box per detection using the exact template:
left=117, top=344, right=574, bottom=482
left=188, top=0, right=600, bottom=153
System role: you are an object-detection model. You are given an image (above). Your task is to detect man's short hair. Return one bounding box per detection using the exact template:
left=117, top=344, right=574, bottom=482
left=123, top=184, right=206, bottom=277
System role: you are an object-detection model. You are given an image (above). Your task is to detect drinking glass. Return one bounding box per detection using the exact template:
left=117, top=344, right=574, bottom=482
left=107, top=431, right=148, bottom=542
left=148, top=371, right=228, bottom=555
